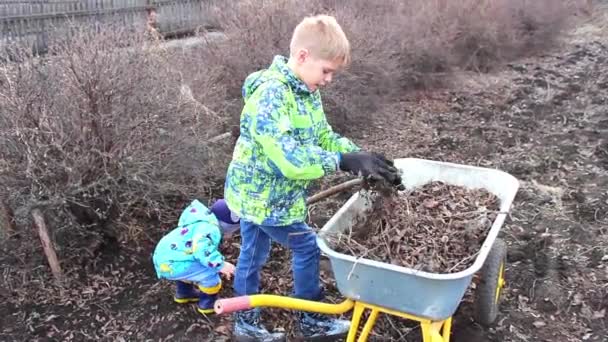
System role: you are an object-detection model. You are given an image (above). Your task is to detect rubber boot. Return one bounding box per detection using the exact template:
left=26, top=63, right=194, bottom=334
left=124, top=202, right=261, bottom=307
left=233, top=308, right=286, bottom=342
left=197, top=283, right=221, bottom=315
left=173, top=281, right=199, bottom=304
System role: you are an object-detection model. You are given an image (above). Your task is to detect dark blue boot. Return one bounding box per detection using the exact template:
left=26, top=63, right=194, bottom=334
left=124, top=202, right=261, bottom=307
left=173, top=281, right=199, bottom=304
left=233, top=308, right=286, bottom=342
left=197, top=283, right=221, bottom=315
left=297, top=312, right=351, bottom=341
left=197, top=293, right=217, bottom=315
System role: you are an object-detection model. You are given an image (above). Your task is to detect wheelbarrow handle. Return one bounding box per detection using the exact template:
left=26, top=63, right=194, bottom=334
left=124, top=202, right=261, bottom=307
left=215, top=295, right=355, bottom=315
left=214, top=296, right=252, bottom=314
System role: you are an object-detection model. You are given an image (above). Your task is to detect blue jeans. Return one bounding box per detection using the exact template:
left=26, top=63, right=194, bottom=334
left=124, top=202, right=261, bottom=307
left=233, top=220, right=322, bottom=300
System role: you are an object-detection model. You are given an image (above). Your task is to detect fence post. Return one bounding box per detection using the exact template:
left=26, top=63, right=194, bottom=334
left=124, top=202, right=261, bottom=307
left=31, top=209, right=63, bottom=283
left=0, top=194, right=16, bottom=237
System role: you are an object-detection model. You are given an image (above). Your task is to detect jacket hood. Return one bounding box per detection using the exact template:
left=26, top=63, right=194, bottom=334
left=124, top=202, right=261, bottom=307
left=241, top=55, right=312, bottom=101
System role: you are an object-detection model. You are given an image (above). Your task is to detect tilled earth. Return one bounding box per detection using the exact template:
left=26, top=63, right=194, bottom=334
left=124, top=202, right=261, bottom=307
left=2, top=15, right=608, bottom=342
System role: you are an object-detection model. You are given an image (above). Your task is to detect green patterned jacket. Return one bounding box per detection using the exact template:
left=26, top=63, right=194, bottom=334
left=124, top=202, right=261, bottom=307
left=224, top=55, right=360, bottom=226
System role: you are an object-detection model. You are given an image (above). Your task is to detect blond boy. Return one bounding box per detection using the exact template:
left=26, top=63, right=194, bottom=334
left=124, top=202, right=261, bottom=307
left=224, top=15, right=401, bottom=340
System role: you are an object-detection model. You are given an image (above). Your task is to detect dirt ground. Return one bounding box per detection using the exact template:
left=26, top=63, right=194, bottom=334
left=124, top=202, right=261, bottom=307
left=2, top=11, right=607, bottom=342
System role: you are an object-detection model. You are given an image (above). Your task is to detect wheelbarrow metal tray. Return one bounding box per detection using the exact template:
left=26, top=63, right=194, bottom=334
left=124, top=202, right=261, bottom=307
left=317, top=158, right=520, bottom=321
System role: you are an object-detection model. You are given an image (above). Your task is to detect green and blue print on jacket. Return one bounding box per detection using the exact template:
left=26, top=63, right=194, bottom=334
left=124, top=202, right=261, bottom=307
left=224, top=55, right=360, bottom=226
left=152, top=200, right=224, bottom=286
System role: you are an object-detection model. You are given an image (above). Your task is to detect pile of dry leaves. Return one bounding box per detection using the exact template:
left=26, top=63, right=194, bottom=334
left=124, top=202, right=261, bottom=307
left=328, top=181, right=501, bottom=273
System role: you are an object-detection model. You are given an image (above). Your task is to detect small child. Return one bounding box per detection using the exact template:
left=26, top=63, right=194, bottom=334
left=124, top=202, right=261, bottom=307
left=152, top=199, right=239, bottom=314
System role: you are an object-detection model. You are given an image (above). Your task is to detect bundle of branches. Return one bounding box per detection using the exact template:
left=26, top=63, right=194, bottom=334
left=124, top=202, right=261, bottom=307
left=328, top=181, right=501, bottom=273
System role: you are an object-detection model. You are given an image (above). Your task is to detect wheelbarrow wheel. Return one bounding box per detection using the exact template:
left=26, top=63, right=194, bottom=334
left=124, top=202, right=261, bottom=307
left=474, top=238, right=507, bottom=326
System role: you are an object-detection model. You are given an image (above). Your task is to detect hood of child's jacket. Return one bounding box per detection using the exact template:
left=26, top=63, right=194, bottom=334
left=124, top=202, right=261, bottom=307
left=241, top=55, right=310, bottom=101
left=241, top=69, right=270, bottom=102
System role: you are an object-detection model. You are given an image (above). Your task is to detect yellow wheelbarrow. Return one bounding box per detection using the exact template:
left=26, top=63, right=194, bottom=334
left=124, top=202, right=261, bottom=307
left=215, top=158, right=519, bottom=341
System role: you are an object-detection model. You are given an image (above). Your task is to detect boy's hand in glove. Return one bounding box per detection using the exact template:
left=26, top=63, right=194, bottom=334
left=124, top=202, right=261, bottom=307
left=339, top=152, right=403, bottom=189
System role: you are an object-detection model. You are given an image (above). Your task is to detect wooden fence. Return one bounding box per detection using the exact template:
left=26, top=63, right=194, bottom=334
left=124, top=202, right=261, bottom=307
left=0, top=0, right=217, bottom=53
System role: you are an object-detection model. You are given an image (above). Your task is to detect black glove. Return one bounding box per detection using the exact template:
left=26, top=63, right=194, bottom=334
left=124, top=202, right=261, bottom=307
left=371, top=152, right=404, bottom=190
left=339, top=152, right=402, bottom=186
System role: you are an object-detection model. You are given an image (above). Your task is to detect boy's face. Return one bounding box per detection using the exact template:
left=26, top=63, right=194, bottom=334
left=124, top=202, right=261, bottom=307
left=292, top=49, right=342, bottom=92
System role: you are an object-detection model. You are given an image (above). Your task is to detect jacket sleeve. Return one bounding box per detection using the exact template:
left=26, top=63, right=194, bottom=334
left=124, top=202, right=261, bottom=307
left=316, top=95, right=360, bottom=153
left=318, top=117, right=360, bottom=153
left=192, top=229, right=224, bottom=272
left=248, top=82, right=340, bottom=180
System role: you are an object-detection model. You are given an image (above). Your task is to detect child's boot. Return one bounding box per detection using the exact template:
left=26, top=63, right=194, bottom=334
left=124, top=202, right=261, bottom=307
left=173, top=281, right=199, bottom=304
left=233, top=308, right=286, bottom=342
left=196, top=283, right=221, bottom=315
left=297, top=311, right=351, bottom=341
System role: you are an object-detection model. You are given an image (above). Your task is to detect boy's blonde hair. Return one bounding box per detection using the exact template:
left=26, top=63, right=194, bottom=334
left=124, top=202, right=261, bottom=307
left=290, top=15, right=351, bottom=66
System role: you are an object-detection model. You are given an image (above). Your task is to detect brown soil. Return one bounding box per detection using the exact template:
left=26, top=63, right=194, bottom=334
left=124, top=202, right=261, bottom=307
left=328, top=182, right=501, bottom=273
left=2, top=13, right=608, bottom=342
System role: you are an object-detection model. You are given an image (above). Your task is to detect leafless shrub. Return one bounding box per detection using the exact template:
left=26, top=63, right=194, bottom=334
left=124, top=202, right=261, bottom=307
left=0, top=25, right=230, bottom=250
left=0, top=0, right=584, bottom=264
left=200, top=0, right=579, bottom=134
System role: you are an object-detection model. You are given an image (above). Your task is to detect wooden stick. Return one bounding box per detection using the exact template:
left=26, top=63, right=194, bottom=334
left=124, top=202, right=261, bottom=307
left=0, top=195, right=16, bottom=235
left=306, top=178, right=363, bottom=205
left=31, top=209, right=63, bottom=283
left=207, top=131, right=232, bottom=143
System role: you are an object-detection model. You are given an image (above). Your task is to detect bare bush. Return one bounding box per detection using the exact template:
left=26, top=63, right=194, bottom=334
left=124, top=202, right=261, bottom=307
left=446, top=0, right=574, bottom=72
left=0, top=0, right=585, bottom=266
left=200, top=0, right=404, bottom=133
left=200, top=0, right=580, bottom=133
left=0, top=25, right=230, bottom=249
left=195, top=0, right=311, bottom=129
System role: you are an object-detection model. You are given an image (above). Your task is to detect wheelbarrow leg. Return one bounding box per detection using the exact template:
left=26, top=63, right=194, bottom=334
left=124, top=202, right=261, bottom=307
left=420, top=317, right=452, bottom=342
left=442, top=317, right=452, bottom=342
left=346, top=302, right=380, bottom=342
left=346, top=302, right=366, bottom=342
left=359, top=309, right=380, bottom=341
left=346, top=301, right=453, bottom=342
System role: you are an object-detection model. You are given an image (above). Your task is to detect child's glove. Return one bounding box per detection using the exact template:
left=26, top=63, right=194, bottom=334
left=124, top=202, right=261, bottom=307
left=339, top=152, right=402, bottom=186
left=373, top=153, right=405, bottom=190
